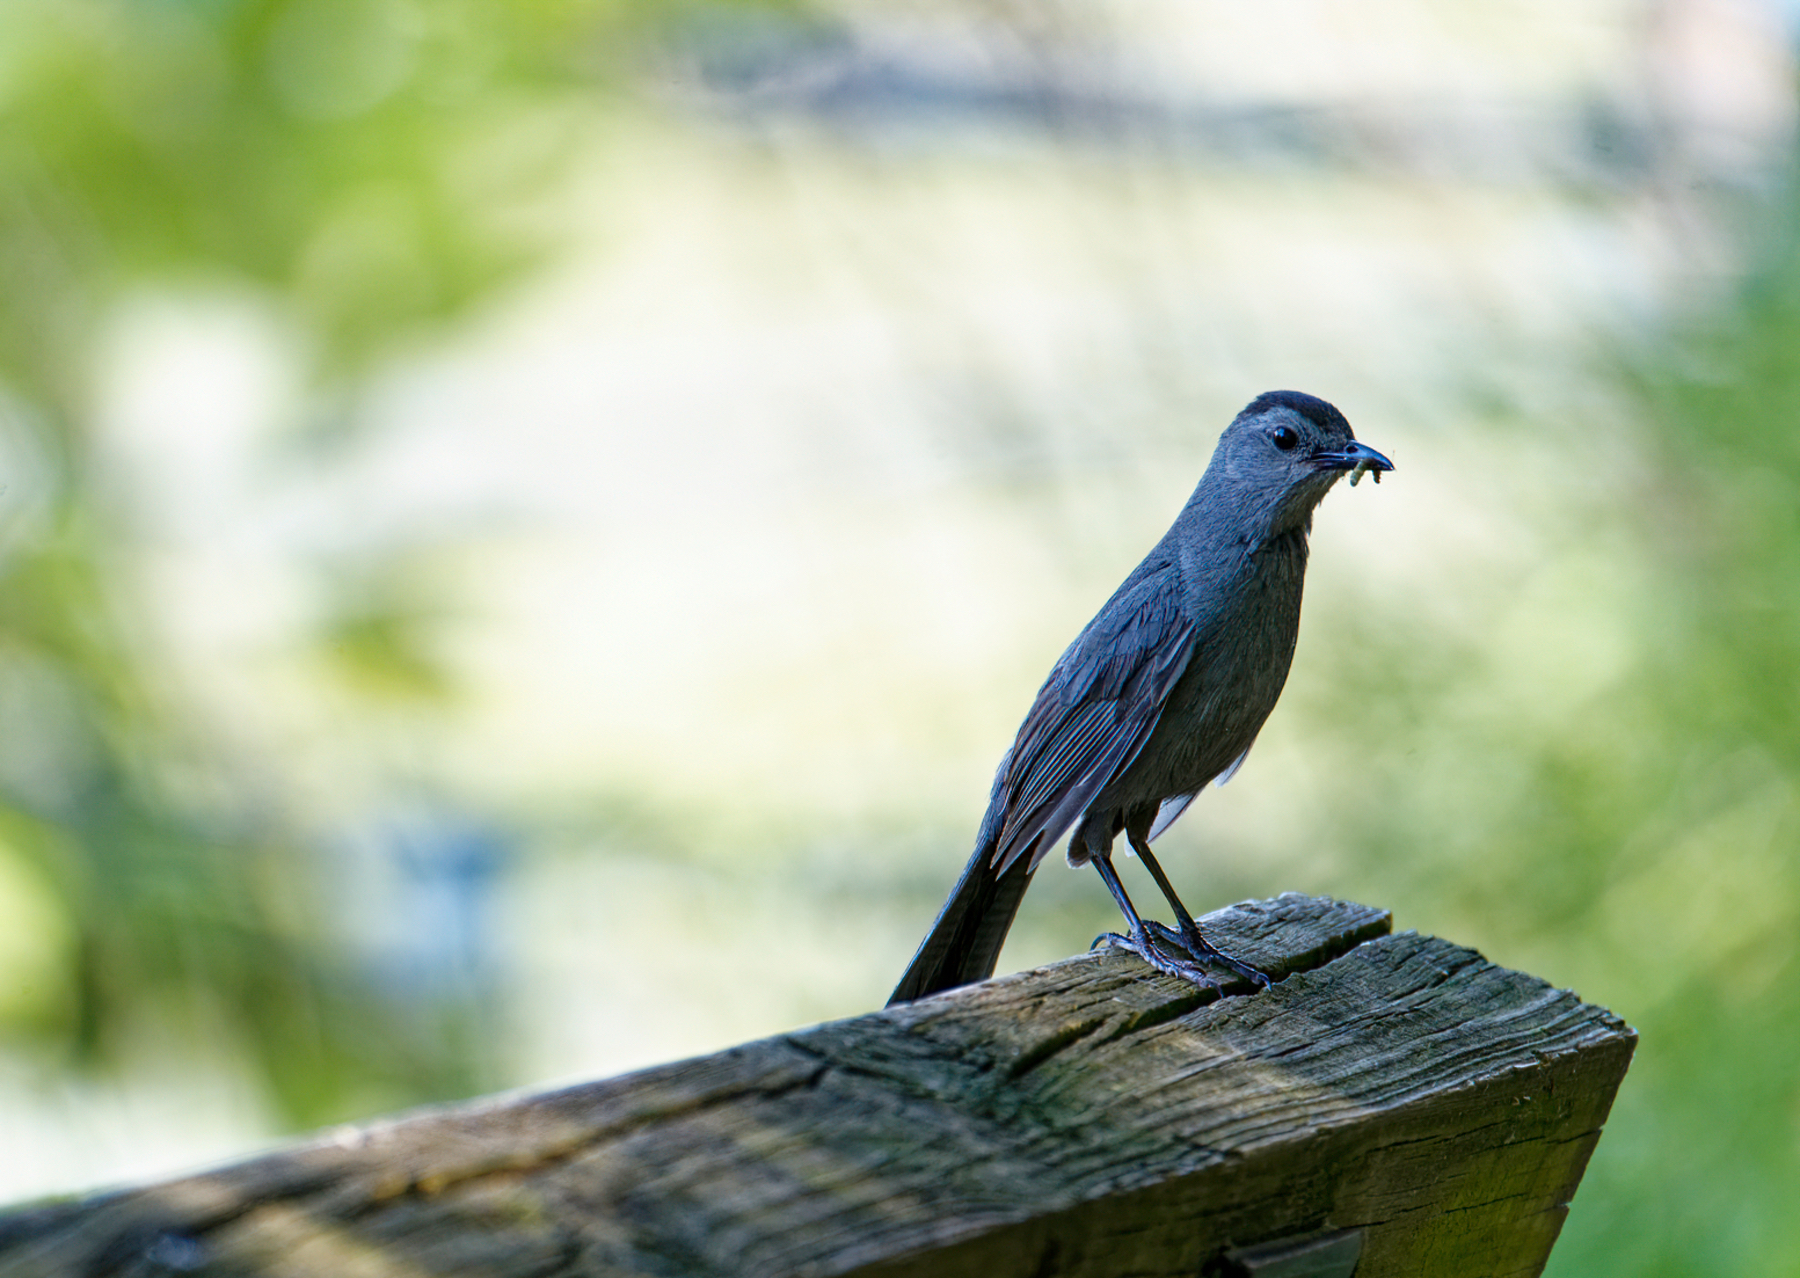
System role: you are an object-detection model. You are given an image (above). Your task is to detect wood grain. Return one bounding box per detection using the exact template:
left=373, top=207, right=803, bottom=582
left=0, top=894, right=1634, bottom=1278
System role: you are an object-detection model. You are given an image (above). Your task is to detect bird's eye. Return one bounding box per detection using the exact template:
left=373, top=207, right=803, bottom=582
left=1270, top=425, right=1299, bottom=452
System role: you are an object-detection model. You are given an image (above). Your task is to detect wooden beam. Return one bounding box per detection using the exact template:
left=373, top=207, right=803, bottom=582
left=0, top=894, right=1635, bottom=1278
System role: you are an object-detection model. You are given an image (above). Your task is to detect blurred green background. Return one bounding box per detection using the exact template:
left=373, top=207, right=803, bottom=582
left=2, top=0, right=1797, bottom=1272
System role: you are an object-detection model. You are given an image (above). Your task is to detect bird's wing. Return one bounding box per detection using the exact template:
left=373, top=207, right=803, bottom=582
left=990, top=568, right=1195, bottom=875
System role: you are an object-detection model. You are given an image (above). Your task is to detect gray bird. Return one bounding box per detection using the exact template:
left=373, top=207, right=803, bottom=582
left=889, top=390, right=1391, bottom=1005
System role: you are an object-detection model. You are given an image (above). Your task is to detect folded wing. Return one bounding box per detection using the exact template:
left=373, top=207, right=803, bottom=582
left=991, top=567, right=1196, bottom=874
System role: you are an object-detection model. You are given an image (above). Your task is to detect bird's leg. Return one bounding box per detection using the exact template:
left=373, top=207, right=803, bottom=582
left=1088, top=852, right=1149, bottom=942
left=1126, top=831, right=1271, bottom=989
left=1087, top=853, right=1224, bottom=995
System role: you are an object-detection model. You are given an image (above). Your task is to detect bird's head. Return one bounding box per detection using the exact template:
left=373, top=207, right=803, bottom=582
left=1208, top=390, right=1393, bottom=537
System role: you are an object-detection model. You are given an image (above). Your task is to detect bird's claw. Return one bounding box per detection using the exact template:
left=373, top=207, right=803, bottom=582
left=1152, top=919, right=1273, bottom=988
left=1092, top=928, right=1230, bottom=996
left=1093, top=919, right=1270, bottom=994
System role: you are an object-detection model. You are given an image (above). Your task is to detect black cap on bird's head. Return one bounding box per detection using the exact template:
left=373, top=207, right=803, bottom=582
left=1210, top=389, right=1393, bottom=534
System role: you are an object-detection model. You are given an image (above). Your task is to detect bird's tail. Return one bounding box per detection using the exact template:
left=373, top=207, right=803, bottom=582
left=887, top=836, right=1034, bottom=1006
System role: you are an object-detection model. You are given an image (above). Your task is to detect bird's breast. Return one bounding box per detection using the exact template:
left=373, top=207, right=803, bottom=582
left=1119, top=541, right=1308, bottom=803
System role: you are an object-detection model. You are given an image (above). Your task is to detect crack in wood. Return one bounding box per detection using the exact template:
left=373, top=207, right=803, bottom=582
left=0, top=895, right=1634, bottom=1278
left=1006, top=1017, right=1111, bottom=1080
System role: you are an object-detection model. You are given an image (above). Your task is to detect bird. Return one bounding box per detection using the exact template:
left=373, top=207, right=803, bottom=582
left=888, top=390, right=1391, bottom=1006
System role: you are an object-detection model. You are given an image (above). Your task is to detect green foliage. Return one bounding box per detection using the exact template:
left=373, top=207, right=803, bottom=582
left=1557, top=208, right=1800, bottom=1277
left=1277, top=196, right=1800, bottom=1275
left=0, top=0, right=607, bottom=402
left=1, top=6, right=1795, bottom=1270
left=0, top=0, right=775, bottom=1125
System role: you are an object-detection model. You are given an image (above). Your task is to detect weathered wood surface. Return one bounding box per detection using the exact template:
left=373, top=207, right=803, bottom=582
left=0, top=894, right=1635, bottom=1278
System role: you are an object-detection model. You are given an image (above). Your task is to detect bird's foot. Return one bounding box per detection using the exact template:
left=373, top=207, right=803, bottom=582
left=1150, top=919, right=1272, bottom=989
left=1092, top=922, right=1256, bottom=996
left=1091, top=920, right=1269, bottom=994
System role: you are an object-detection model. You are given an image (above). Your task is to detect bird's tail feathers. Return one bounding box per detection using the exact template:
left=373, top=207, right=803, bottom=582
left=887, top=834, right=1033, bottom=1006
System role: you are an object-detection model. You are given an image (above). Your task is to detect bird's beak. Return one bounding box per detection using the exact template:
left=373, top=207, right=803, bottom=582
left=1312, top=439, right=1394, bottom=480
